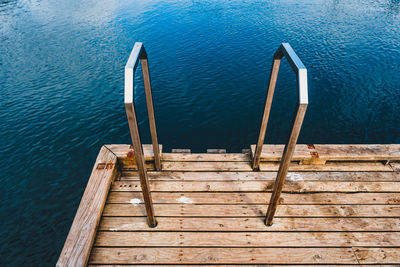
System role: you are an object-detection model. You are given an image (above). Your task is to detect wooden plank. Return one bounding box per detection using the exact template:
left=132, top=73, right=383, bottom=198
left=99, top=217, right=400, bottom=232
left=120, top=163, right=155, bottom=171
left=88, top=264, right=338, bottom=267
left=160, top=161, right=253, bottom=171
left=121, top=161, right=393, bottom=172
left=88, top=266, right=392, bottom=267
left=390, top=162, right=400, bottom=172
left=207, top=148, right=227, bottom=153
left=107, top=191, right=400, bottom=205
left=120, top=171, right=400, bottom=181
left=252, top=144, right=400, bottom=162
left=57, top=146, right=118, bottom=267
left=354, top=248, right=400, bottom=264
left=102, top=204, right=400, bottom=217
left=259, top=161, right=392, bottom=172
left=171, top=148, right=191, bottom=153
left=89, top=247, right=358, bottom=264
left=162, top=153, right=249, bottom=162
left=111, top=180, right=400, bottom=192
left=94, top=231, right=400, bottom=247
left=250, top=145, right=312, bottom=162
left=314, top=144, right=400, bottom=161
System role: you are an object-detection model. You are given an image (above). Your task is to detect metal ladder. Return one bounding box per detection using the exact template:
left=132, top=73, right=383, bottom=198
left=124, top=42, right=308, bottom=227
left=124, top=42, right=160, bottom=227
left=252, top=43, right=308, bottom=225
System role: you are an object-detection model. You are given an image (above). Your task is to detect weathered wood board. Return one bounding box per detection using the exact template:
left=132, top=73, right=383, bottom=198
left=58, top=144, right=400, bottom=266
left=56, top=146, right=118, bottom=267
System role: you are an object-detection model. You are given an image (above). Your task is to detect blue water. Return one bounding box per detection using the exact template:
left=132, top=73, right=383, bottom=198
left=1, top=0, right=399, bottom=265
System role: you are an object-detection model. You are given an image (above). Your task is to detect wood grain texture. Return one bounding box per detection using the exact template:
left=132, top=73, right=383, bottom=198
left=67, top=144, right=400, bottom=265
left=122, top=161, right=393, bottom=172
left=251, top=144, right=400, bottom=162
left=390, top=162, right=400, bottom=172
left=102, top=204, right=400, bottom=217
left=57, top=146, right=118, bottom=267
left=314, top=144, right=400, bottom=161
left=88, top=265, right=367, bottom=267
left=89, top=247, right=358, bottom=264
left=258, top=161, right=393, bottom=172
left=91, top=266, right=399, bottom=267
left=160, top=161, right=253, bottom=171
left=162, top=153, right=250, bottom=162
left=354, top=248, right=400, bottom=264
left=106, top=191, right=400, bottom=204
left=120, top=171, right=400, bottom=181
left=99, top=217, right=400, bottom=232
left=111, top=180, right=400, bottom=192
left=94, top=231, right=400, bottom=247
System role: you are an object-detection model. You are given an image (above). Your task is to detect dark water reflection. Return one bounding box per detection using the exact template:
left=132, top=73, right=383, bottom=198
left=0, top=0, right=399, bottom=265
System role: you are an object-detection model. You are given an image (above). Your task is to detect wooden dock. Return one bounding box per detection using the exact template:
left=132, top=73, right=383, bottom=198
left=57, top=144, right=400, bottom=266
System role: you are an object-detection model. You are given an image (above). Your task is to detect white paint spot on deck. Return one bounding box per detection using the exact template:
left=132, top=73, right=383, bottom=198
left=109, top=224, right=136, bottom=231
left=129, top=198, right=141, bottom=205
left=287, top=173, right=303, bottom=181
left=177, top=196, right=194, bottom=204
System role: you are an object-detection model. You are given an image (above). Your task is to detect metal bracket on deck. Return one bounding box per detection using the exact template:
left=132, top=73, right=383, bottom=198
left=96, top=162, right=115, bottom=170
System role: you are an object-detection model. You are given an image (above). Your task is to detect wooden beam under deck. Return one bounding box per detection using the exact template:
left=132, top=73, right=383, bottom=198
left=57, top=144, right=400, bottom=266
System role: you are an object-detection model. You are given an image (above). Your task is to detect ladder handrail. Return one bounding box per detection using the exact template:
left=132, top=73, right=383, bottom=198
left=125, top=42, right=160, bottom=227
left=252, top=43, right=308, bottom=226
left=125, top=42, right=162, bottom=170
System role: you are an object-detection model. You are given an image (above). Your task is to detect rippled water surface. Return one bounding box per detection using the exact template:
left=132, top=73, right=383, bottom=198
left=1, top=0, right=399, bottom=265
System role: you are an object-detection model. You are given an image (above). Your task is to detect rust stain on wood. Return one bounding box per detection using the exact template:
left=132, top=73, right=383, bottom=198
left=96, top=163, right=106, bottom=170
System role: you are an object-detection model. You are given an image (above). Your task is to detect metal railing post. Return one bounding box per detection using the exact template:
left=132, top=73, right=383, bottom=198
left=252, top=56, right=282, bottom=170
left=125, top=42, right=160, bottom=227
left=252, top=43, right=309, bottom=226
left=264, top=102, right=307, bottom=226
left=140, top=48, right=162, bottom=171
